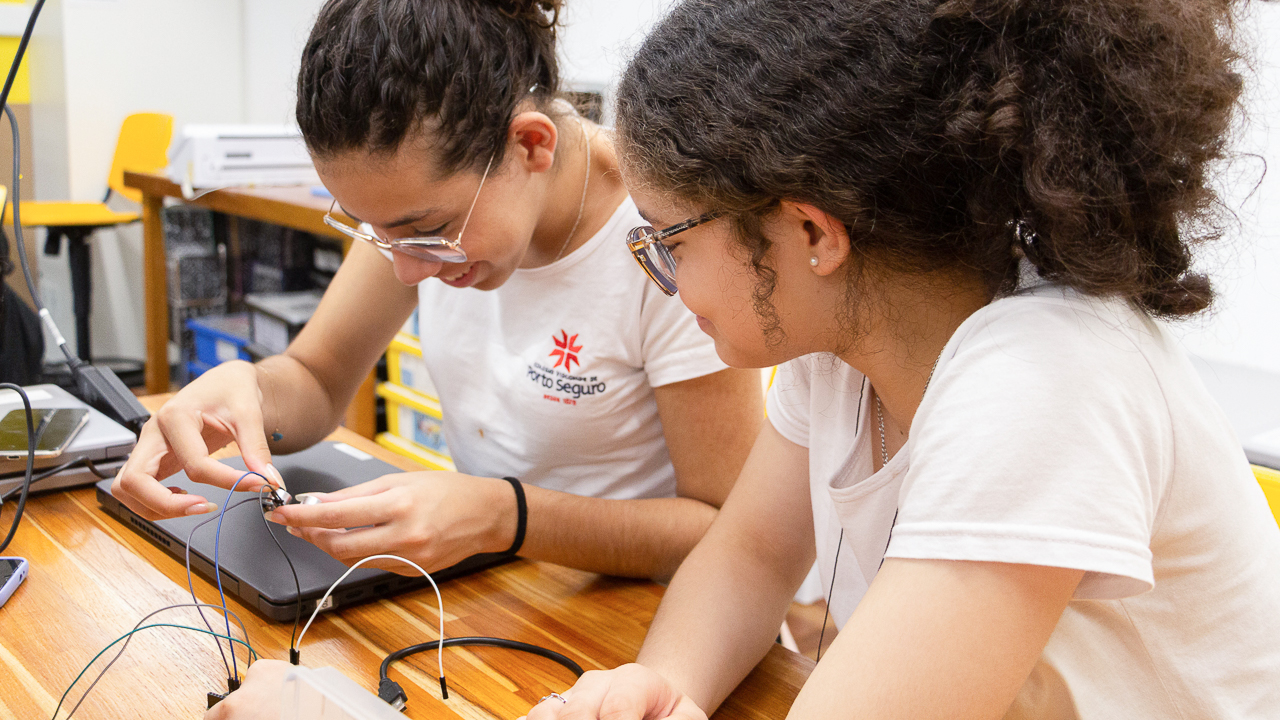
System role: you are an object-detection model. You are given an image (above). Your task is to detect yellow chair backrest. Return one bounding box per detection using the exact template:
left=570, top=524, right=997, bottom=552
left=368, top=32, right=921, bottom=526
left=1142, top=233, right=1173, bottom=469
left=1255, top=465, right=1280, bottom=529
left=107, top=113, right=173, bottom=204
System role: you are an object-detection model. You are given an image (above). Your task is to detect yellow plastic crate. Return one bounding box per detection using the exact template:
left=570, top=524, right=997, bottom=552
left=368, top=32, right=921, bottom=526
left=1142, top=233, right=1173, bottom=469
left=376, top=381, right=450, bottom=457
left=376, top=432, right=456, bottom=472
left=386, top=333, right=437, bottom=399
left=1255, top=465, right=1280, bottom=529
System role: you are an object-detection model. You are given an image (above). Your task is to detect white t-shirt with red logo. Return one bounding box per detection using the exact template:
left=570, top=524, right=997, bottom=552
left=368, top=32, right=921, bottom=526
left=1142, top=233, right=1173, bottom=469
left=408, top=196, right=727, bottom=499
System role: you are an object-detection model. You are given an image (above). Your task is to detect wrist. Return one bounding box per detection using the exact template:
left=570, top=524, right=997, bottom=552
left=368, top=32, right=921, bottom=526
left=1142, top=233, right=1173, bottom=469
left=485, top=476, right=523, bottom=555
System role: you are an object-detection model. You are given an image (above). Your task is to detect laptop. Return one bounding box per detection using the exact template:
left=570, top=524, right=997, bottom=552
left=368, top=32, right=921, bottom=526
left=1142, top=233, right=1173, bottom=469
left=0, top=384, right=135, bottom=494
left=96, top=441, right=511, bottom=622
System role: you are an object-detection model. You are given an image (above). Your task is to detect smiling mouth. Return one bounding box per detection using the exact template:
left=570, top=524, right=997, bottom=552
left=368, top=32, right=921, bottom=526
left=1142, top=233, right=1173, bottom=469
left=440, top=264, right=473, bottom=282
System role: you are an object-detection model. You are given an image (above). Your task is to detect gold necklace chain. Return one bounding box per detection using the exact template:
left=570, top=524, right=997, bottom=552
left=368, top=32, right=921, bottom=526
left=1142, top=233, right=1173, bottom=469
left=552, top=115, right=591, bottom=263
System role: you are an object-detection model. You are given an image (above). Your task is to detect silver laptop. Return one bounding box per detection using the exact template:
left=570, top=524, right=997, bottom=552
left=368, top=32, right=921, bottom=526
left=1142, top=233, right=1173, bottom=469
left=0, top=384, right=135, bottom=494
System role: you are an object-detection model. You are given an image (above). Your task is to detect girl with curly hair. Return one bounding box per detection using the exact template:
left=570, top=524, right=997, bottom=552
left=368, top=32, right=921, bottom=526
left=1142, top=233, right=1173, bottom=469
left=528, top=0, right=1280, bottom=718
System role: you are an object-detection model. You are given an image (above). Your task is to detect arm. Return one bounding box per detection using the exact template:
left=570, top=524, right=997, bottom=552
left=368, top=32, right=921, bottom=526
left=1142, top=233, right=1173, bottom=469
left=786, top=559, right=1082, bottom=720
left=520, top=367, right=764, bottom=579
left=524, top=422, right=816, bottom=720
left=272, top=367, right=764, bottom=580
left=112, top=241, right=416, bottom=519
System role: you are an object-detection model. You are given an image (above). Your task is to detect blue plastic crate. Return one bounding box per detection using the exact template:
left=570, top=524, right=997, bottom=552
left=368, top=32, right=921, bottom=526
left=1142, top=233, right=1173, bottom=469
left=186, top=359, right=215, bottom=379
left=186, top=313, right=252, bottom=367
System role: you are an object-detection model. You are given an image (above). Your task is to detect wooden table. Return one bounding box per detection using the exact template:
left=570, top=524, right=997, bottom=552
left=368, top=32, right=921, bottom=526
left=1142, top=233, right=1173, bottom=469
left=122, top=171, right=376, bottom=438
left=0, top=396, right=812, bottom=719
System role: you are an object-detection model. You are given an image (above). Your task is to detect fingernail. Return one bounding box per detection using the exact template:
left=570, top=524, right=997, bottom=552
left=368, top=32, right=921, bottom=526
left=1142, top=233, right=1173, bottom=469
left=185, top=502, right=218, bottom=516
left=168, top=487, right=189, bottom=495
left=296, top=493, right=326, bottom=505
left=263, top=511, right=283, bottom=524
left=266, top=464, right=286, bottom=491
left=286, top=526, right=301, bottom=537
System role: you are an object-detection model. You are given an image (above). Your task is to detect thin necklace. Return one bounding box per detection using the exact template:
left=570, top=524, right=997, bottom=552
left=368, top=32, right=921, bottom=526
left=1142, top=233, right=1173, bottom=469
left=552, top=115, right=591, bottom=262
left=875, top=354, right=942, bottom=468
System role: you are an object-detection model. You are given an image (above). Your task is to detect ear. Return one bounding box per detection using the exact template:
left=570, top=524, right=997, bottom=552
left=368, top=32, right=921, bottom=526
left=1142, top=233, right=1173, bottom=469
left=778, top=201, right=850, bottom=275
left=507, top=111, right=559, bottom=174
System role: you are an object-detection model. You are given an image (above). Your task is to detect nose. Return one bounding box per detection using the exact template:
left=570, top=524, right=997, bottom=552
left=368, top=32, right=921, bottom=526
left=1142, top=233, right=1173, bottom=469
left=391, top=252, right=445, bottom=286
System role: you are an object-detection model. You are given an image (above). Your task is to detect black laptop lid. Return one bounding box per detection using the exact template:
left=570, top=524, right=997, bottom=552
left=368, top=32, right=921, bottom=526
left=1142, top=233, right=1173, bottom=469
left=97, top=442, right=500, bottom=611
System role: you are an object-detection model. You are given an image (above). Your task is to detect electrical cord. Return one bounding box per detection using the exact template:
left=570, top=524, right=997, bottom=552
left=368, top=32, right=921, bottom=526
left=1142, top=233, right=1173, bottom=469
left=379, top=636, right=583, bottom=710
left=2, top=0, right=77, bottom=369
left=53, top=622, right=258, bottom=720
left=297, top=554, right=450, bottom=699
left=0, top=457, right=117, bottom=504
left=186, top=496, right=260, bottom=683
left=0, top=384, right=34, bottom=554
left=259, top=486, right=302, bottom=661
left=59, top=603, right=255, bottom=720
left=212, top=471, right=265, bottom=685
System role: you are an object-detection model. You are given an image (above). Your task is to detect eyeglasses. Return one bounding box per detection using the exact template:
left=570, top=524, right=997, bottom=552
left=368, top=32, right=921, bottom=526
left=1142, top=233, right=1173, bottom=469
left=322, top=153, right=495, bottom=264
left=626, top=212, right=719, bottom=296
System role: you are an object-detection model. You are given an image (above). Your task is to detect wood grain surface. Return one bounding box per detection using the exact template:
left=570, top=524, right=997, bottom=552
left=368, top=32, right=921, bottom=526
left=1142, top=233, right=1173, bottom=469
left=0, top=397, right=812, bottom=719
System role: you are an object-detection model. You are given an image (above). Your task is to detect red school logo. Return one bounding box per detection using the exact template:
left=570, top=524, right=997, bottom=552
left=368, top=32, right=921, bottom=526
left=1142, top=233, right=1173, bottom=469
left=549, top=330, right=583, bottom=373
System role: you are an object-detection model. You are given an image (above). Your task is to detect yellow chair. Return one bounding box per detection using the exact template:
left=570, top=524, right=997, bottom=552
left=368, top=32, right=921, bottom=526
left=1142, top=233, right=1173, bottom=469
left=6, top=112, right=172, bottom=362
left=1256, top=465, right=1280, bottom=529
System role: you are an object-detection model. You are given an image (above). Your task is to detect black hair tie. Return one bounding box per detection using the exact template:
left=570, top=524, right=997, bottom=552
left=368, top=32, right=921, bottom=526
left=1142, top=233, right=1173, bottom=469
left=501, top=477, right=528, bottom=556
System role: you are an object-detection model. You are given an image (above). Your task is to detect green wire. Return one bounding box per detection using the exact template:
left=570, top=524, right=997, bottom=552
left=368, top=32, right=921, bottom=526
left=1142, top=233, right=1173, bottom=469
left=54, top=623, right=260, bottom=719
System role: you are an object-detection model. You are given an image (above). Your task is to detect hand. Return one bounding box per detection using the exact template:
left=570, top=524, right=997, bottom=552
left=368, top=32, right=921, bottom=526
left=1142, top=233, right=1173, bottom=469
left=111, top=360, right=282, bottom=521
left=265, top=471, right=517, bottom=574
left=204, top=659, right=293, bottom=720
left=523, top=665, right=708, bottom=720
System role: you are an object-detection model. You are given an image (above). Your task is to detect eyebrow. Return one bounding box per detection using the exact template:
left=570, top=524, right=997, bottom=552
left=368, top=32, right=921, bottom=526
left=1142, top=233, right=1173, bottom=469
left=338, top=205, right=441, bottom=229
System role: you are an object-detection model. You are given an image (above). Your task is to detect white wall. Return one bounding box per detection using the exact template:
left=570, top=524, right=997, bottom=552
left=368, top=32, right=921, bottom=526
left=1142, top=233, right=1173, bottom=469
left=1165, top=3, right=1280, bottom=376
left=237, top=0, right=675, bottom=125
left=241, top=0, right=324, bottom=125
left=31, top=0, right=244, bottom=361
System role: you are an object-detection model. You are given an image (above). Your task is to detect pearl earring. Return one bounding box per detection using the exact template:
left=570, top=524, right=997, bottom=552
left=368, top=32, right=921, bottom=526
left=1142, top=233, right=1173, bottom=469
left=810, top=257, right=819, bottom=267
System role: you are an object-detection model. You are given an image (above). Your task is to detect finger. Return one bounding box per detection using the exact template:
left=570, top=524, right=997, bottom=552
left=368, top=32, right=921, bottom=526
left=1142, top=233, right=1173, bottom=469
left=226, top=402, right=283, bottom=491
left=156, top=406, right=264, bottom=491
left=289, top=526, right=417, bottom=568
left=113, top=428, right=216, bottom=520
left=531, top=673, right=610, bottom=720
left=312, top=474, right=403, bottom=502
left=267, top=494, right=396, bottom=529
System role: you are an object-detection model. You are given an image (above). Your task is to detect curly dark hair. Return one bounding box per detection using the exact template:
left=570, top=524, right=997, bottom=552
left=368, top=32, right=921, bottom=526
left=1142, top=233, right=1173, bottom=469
left=616, top=0, right=1243, bottom=318
left=297, top=0, right=562, bottom=173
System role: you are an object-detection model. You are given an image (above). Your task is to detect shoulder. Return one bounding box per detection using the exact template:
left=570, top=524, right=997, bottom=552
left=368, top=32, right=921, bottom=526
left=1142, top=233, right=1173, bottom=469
left=946, top=285, right=1162, bottom=382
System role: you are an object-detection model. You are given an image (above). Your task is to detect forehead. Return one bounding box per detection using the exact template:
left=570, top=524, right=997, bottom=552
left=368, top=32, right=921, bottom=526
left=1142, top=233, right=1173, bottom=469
left=314, top=145, right=477, bottom=226
left=626, top=182, right=707, bottom=227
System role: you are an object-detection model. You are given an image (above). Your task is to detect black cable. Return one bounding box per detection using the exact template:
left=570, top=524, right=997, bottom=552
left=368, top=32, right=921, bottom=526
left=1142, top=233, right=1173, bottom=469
left=0, top=384, right=34, bottom=553
left=3, top=0, right=76, bottom=368
left=259, top=487, right=302, bottom=661
left=0, top=457, right=117, bottom=504
left=380, top=636, right=585, bottom=680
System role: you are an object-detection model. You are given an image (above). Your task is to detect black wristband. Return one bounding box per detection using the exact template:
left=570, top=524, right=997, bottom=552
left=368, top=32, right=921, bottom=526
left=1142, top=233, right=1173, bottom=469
left=501, top=477, right=527, bottom=557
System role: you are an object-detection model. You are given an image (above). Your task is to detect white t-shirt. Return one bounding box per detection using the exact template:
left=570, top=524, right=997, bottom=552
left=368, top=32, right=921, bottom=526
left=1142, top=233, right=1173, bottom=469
left=405, top=197, right=726, bottom=499
left=767, top=283, right=1280, bottom=718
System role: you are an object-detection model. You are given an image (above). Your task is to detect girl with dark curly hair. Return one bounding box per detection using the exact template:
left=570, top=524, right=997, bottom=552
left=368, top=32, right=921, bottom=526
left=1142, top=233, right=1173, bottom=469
left=527, top=0, right=1280, bottom=718
left=112, top=0, right=763, bottom=594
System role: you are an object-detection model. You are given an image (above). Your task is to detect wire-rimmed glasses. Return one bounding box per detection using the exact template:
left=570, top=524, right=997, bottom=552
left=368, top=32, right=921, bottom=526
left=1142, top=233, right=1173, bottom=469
left=626, top=212, right=719, bottom=296
left=322, top=153, right=495, bottom=264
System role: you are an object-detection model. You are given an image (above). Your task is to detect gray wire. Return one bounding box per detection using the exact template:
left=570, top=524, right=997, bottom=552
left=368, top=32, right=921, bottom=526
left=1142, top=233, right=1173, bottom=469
left=185, top=496, right=259, bottom=680
left=63, top=603, right=253, bottom=719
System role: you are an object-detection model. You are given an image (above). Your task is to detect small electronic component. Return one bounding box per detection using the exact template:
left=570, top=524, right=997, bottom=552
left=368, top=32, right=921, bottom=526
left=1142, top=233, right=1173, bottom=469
left=260, top=486, right=292, bottom=513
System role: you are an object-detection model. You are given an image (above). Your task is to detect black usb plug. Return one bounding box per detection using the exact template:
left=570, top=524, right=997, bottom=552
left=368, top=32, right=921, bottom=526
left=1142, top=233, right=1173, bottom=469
left=378, top=678, right=408, bottom=712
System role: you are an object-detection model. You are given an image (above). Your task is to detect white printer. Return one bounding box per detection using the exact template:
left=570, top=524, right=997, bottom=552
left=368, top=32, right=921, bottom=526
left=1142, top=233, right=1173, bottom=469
left=166, top=124, right=322, bottom=192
